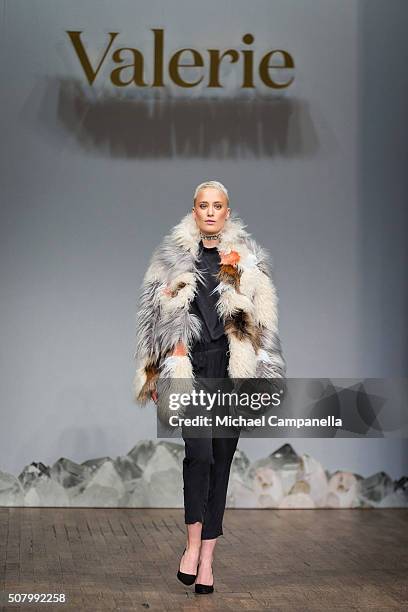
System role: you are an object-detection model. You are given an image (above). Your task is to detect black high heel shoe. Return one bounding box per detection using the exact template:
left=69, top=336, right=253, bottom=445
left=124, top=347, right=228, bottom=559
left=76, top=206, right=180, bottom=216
left=195, top=564, right=214, bottom=594
left=195, top=582, right=214, bottom=594
left=176, top=547, right=198, bottom=586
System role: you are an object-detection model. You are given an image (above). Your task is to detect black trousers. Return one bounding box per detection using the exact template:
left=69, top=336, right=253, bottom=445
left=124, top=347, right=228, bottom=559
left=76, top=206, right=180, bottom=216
left=182, top=335, right=241, bottom=540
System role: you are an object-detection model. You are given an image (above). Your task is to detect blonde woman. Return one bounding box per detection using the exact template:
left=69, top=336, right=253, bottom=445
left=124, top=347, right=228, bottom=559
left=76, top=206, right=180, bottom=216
left=133, top=180, right=286, bottom=594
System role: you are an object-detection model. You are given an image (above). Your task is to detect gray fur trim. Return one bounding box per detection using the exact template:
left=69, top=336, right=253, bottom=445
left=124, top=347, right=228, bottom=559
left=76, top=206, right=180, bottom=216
left=133, top=212, right=286, bottom=425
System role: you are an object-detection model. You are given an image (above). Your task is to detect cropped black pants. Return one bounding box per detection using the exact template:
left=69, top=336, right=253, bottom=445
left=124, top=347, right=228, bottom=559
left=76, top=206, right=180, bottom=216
left=182, top=335, right=241, bottom=540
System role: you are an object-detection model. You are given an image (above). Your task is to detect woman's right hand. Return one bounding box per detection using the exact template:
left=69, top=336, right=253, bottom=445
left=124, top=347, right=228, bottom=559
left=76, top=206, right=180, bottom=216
left=151, top=389, right=158, bottom=403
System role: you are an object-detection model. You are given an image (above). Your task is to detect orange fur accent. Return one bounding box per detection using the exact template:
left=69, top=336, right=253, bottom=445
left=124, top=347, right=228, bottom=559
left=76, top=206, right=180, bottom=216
left=172, top=341, right=188, bottom=356
left=220, top=250, right=240, bottom=266
left=217, top=264, right=241, bottom=290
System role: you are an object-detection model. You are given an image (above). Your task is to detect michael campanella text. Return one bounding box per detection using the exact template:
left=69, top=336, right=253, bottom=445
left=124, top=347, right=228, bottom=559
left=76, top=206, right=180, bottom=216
left=168, top=415, right=343, bottom=428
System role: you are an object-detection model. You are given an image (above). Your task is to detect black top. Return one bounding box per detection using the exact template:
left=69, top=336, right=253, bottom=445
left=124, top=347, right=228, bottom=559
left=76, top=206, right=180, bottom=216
left=189, top=240, right=226, bottom=343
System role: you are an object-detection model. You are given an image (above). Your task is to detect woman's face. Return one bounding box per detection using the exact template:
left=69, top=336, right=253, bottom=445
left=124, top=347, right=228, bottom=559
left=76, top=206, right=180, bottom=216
left=193, top=188, right=230, bottom=234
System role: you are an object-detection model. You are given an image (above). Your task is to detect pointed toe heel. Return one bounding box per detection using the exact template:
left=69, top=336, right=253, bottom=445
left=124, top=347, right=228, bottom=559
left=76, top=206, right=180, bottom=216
left=177, top=569, right=196, bottom=586
left=195, top=582, right=214, bottom=594
left=176, top=548, right=198, bottom=586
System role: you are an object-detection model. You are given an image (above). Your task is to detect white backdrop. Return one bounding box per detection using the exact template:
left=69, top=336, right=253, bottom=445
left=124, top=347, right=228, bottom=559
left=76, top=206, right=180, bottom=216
left=0, top=0, right=407, bottom=482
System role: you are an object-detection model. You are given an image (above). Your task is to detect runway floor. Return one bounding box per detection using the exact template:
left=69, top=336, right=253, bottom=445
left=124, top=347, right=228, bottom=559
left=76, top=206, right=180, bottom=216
left=0, top=507, right=407, bottom=611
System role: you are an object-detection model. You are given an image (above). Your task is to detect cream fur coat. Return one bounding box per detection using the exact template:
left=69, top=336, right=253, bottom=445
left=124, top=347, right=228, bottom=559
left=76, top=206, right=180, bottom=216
left=132, top=212, right=286, bottom=424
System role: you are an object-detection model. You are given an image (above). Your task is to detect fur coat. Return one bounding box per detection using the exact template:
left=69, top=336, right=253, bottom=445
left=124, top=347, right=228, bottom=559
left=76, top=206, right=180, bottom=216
left=132, top=211, right=286, bottom=424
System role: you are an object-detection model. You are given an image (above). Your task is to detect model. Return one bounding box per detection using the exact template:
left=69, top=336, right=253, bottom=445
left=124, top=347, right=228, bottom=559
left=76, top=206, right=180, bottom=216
left=133, top=180, right=286, bottom=594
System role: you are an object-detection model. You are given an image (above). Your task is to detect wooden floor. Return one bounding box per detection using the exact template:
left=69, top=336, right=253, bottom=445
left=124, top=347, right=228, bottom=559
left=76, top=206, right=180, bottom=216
left=0, top=507, right=407, bottom=611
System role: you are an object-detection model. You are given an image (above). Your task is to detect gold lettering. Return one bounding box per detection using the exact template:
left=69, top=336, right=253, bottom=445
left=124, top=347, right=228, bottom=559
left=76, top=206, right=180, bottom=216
left=241, top=33, right=254, bottom=88
left=208, top=49, right=239, bottom=87
left=66, top=31, right=118, bottom=85
left=67, top=29, right=295, bottom=91
left=168, top=49, right=204, bottom=87
left=152, top=29, right=164, bottom=86
left=111, top=48, right=147, bottom=87
left=259, top=49, right=294, bottom=89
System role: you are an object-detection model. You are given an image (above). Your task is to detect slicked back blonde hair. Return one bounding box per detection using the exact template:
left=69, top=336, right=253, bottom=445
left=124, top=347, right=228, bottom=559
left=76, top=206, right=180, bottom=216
left=193, top=180, right=230, bottom=206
